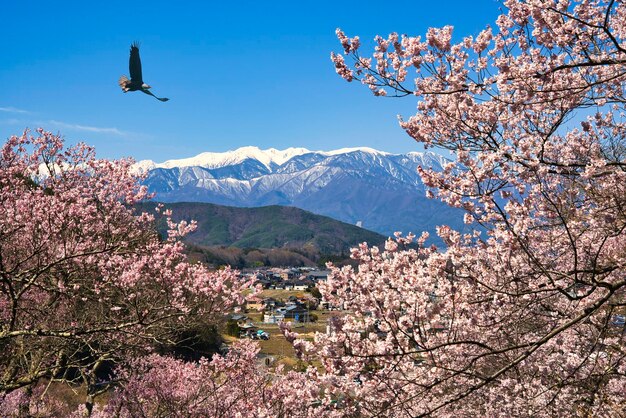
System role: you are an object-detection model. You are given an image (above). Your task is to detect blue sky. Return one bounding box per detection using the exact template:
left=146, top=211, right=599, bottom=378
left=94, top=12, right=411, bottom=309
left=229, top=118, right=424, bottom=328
left=1, top=0, right=502, bottom=162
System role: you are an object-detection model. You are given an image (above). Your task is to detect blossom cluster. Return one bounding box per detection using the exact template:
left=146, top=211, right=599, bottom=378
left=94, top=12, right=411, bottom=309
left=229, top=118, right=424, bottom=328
left=302, top=0, right=626, bottom=415
left=0, top=130, right=253, bottom=411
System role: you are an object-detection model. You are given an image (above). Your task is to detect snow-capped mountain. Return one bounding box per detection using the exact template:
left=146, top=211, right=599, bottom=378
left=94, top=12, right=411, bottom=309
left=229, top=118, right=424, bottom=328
left=136, top=146, right=312, bottom=172
left=138, top=146, right=463, bottom=239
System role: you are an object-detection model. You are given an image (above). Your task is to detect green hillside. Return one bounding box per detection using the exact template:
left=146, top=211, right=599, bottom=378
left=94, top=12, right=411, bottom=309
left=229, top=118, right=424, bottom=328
left=136, top=202, right=387, bottom=266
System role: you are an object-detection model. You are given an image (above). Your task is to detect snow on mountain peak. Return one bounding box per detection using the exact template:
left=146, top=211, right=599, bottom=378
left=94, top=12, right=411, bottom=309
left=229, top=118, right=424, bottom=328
left=139, top=146, right=312, bottom=170
left=133, top=145, right=445, bottom=173
left=322, top=147, right=391, bottom=156
left=131, top=159, right=157, bottom=174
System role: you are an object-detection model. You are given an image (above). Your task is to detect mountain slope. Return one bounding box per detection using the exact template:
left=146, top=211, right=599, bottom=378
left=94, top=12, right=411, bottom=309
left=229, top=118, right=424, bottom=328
left=138, top=202, right=387, bottom=255
left=138, top=147, right=464, bottom=240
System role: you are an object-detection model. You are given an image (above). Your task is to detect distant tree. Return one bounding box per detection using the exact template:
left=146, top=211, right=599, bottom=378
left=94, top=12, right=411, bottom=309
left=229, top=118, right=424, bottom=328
left=310, top=286, right=322, bottom=300
left=286, top=0, right=626, bottom=416
left=225, top=319, right=241, bottom=338
left=302, top=296, right=319, bottom=311
left=0, top=130, right=251, bottom=414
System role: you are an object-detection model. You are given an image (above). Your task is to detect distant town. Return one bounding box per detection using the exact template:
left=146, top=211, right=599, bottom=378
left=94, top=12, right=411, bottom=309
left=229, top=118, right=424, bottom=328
left=226, top=267, right=341, bottom=363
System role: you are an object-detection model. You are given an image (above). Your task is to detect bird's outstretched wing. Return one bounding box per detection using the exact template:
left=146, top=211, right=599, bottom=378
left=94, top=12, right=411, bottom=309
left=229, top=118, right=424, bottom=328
left=129, top=42, right=143, bottom=84
left=140, top=89, right=169, bottom=102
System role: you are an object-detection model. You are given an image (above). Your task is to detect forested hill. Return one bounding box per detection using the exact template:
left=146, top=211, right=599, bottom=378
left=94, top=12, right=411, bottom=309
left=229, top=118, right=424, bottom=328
left=137, top=202, right=387, bottom=266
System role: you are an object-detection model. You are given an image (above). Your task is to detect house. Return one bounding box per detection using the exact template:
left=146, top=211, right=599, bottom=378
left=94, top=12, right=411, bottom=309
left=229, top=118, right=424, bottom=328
left=229, top=314, right=249, bottom=326
left=262, top=298, right=284, bottom=310
left=277, top=305, right=310, bottom=322
left=284, top=279, right=312, bottom=291
left=279, top=268, right=300, bottom=281
left=307, top=270, right=330, bottom=282
left=263, top=312, right=285, bottom=324
left=292, top=279, right=312, bottom=291
left=319, top=299, right=345, bottom=311
left=239, top=322, right=258, bottom=338
left=268, top=273, right=282, bottom=282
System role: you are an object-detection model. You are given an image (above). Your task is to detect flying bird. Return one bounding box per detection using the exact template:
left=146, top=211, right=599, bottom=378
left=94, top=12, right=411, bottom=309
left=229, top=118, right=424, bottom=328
left=118, top=42, right=169, bottom=102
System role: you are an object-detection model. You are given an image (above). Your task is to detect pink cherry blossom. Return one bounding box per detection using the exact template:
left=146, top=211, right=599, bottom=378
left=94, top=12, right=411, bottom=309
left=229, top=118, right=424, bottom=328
left=0, top=129, right=253, bottom=413
left=309, top=1, right=626, bottom=415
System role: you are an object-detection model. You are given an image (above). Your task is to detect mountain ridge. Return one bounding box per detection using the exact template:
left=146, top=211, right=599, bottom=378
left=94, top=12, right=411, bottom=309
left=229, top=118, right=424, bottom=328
left=139, top=146, right=464, bottom=240
left=134, top=146, right=447, bottom=172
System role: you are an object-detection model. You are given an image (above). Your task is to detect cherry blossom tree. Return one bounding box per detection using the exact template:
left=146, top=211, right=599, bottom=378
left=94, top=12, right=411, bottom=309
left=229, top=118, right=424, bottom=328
left=0, top=129, right=252, bottom=414
left=91, top=340, right=338, bottom=418
left=292, top=0, right=626, bottom=416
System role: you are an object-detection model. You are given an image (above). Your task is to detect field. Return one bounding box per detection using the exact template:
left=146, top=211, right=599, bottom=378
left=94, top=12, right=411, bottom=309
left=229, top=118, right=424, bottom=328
left=256, top=289, right=308, bottom=299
